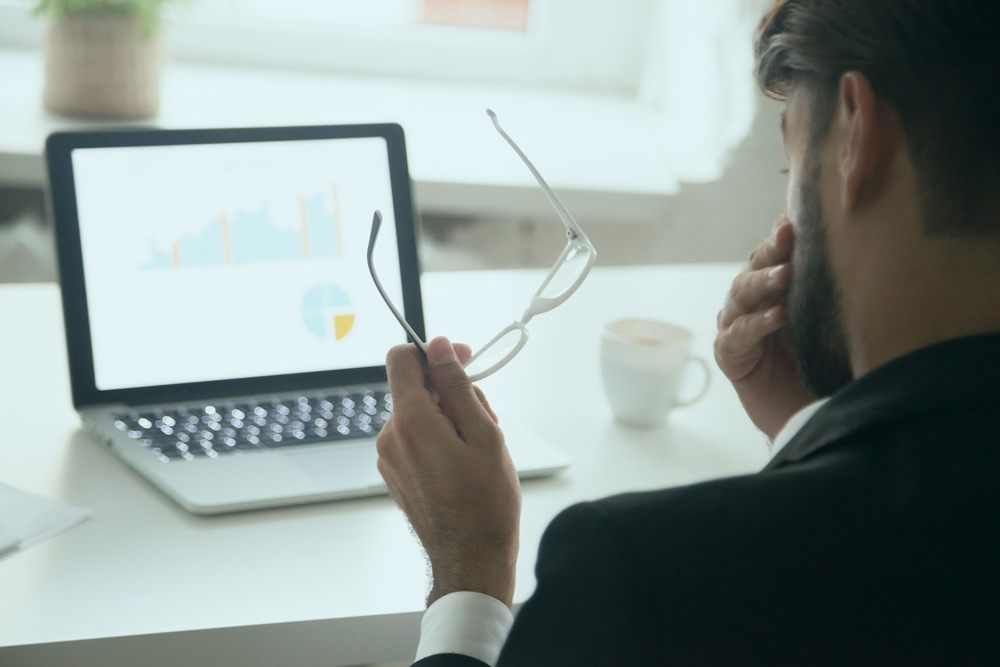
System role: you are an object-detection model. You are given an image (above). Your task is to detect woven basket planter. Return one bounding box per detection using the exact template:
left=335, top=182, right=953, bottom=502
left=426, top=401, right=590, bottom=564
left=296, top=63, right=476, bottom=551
left=43, top=14, right=161, bottom=119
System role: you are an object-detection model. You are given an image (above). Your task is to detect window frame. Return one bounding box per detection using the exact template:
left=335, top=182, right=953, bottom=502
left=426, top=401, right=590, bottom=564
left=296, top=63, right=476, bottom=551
left=0, top=0, right=657, bottom=95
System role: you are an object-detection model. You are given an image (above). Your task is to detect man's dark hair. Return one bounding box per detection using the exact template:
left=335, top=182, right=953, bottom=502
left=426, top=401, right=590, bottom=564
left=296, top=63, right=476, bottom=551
left=754, top=0, right=1000, bottom=236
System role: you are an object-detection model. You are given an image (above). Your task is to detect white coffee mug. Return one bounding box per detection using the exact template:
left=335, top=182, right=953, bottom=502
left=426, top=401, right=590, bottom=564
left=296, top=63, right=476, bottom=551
left=600, top=318, right=711, bottom=428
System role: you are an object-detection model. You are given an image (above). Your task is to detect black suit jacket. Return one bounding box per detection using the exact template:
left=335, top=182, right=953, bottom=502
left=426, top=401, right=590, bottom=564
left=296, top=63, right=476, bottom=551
left=415, top=334, right=1000, bottom=666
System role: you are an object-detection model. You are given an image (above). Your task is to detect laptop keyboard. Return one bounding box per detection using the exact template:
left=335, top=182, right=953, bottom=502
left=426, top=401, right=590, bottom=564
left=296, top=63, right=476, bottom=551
left=112, top=390, right=392, bottom=463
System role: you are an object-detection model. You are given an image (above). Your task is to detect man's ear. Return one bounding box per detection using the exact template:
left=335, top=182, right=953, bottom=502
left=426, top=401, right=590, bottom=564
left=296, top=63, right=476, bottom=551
left=835, top=71, right=889, bottom=212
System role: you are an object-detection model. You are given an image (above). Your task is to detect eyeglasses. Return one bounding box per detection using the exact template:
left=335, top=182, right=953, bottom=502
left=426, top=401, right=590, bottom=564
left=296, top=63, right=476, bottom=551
left=367, top=109, right=597, bottom=382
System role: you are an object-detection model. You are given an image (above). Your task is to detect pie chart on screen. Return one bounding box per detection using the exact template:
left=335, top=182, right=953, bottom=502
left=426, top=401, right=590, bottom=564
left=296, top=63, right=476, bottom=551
left=302, top=284, right=356, bottom=340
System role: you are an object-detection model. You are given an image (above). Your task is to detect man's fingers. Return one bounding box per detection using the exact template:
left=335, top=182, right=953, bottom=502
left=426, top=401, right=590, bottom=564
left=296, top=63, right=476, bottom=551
left=719, top=264, right=790, bottom=329
left=721, top=223, right=794, bottom=331
left=386, top=344, right=435, bottom=416
left=431, top=343, right=497, bottom=423
left=474, top=385, right=499, bottom=424
left=375, top=419, right=395, bottom=460
left=455, top=343, right=473, bottom=365
left=717, top=306, right=787, bottom=367
left=731, top=263, right=790, bottom=312
left=385, top=341, right=487, bottom=427
left=748, top=222, right=794, bottom=271
left=425, top=336, right=495, bottom=439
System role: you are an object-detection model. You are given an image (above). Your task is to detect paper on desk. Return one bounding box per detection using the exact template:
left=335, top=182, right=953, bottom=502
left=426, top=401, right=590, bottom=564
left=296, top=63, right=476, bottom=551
left=0, top=483, right=92, bottom=559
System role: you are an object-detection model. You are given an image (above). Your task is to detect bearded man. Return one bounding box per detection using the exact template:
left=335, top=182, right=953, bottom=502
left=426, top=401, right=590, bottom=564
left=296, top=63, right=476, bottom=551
left=377, top=1, right=1000, bottom=663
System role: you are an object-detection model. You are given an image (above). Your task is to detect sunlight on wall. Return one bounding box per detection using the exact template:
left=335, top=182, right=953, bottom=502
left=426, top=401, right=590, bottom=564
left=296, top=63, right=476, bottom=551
left=641, top=0, right=765, bottom=183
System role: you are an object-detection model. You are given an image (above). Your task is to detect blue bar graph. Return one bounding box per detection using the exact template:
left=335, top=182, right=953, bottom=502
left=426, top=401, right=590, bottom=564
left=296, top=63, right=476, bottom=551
left=229, top=206, right=300, bottom=265
left=142, top=188, right=343, bottom=270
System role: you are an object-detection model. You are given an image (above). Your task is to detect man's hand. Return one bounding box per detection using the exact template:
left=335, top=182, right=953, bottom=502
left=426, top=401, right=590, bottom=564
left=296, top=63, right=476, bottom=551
left=715, top=221, right=815, bottom=441
left=377, top=337, right=520, bottom=610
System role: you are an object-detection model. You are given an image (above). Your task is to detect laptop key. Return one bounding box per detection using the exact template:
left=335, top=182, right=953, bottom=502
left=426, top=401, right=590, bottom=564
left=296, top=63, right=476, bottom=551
left=152, top=446, right=183, bottom=459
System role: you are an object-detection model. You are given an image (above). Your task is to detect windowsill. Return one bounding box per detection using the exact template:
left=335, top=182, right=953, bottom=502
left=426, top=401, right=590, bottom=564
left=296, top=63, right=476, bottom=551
left=0, top=47, right=692, bottom=223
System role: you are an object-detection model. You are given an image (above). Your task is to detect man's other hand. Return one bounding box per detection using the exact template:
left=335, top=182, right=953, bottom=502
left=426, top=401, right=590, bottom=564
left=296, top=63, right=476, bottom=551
left=377, top=337, right=520, bottom=610
left=715, top=221, right=815, bottom=441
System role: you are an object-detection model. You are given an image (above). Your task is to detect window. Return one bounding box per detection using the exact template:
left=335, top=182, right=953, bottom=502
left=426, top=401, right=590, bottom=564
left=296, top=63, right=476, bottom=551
left=420, top=0, right=530, bottom=30
left=189, top=0, right=532, bottom=32
left=166, top=0, right=654, bottom=94
left=0, top=0, right=763, bottom=184
left=0, top=0, right=657, bottom=94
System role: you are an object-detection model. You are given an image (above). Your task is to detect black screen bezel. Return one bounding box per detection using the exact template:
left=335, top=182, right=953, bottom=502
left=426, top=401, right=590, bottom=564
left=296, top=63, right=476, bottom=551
left=46, top=123, right=425, bottom=408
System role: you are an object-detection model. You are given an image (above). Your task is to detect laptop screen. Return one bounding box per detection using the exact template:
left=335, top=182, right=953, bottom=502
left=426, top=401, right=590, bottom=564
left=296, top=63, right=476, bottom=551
left=69, top=137, right=410, bottom=391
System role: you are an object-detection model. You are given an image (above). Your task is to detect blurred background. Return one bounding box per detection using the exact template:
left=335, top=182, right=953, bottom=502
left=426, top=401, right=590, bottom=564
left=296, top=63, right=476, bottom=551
left=0, top=0, right=783, bottom=284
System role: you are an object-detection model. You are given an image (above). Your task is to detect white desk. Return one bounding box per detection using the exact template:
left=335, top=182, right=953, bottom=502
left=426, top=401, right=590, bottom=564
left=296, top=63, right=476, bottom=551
left=0, top=264, right=767, bottom=666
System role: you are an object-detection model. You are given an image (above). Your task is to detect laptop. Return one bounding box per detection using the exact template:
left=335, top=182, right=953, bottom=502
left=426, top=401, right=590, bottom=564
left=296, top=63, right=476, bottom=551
left=45, top=124, right=570, bottom=515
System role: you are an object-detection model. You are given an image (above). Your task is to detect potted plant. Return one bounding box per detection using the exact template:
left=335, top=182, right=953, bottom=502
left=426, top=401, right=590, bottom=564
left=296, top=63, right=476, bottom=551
left=35, top=0, right=172, bottom=119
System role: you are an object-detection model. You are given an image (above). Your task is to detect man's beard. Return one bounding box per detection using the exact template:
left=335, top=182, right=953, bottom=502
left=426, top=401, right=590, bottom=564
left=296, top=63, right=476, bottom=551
left=786, top=156, right=854, bottom=397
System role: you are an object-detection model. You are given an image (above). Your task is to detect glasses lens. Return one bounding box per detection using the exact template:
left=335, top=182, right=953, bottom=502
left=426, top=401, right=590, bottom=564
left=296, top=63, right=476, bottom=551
left=464, top=327, right=526, bottom=379
left=539, top=243, right=593, bottom=299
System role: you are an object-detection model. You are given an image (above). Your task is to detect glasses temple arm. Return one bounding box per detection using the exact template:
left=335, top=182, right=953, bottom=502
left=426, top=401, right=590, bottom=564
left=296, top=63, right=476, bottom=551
left=367, top=210, right=428, bottom=356
left=487, top=109, right=588, bottom=241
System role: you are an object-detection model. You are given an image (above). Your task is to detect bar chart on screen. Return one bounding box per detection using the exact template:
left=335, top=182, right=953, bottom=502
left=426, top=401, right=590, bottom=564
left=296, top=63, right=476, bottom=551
left=142, top=187, right=344, bottom=270
left=72, top=135, right=407, bottom=388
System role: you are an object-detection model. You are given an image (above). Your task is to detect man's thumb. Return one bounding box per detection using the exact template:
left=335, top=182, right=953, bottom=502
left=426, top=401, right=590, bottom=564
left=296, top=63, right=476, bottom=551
left=426, top=337, right=490, bottom=436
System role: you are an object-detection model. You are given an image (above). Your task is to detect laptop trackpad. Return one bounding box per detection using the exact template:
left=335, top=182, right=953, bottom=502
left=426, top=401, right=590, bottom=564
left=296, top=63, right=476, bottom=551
left=282, top=443, right=383, bottom=490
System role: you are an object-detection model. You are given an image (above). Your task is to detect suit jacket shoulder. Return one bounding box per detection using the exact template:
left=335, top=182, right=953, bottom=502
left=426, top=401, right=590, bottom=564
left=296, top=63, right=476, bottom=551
left=497, top=404, right=1000, bottom=664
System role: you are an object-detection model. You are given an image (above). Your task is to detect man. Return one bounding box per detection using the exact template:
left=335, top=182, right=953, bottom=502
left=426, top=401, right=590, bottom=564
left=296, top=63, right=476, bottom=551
left=376, top=0, right=1000, bottom=663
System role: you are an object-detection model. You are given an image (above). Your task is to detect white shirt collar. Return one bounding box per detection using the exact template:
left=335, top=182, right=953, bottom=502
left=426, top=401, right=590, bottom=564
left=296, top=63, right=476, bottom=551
left=769, top=398, right=830, bottom=459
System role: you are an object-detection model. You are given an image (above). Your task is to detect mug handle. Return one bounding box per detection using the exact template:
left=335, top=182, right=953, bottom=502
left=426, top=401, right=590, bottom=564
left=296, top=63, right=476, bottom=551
left=674, top=356, right=711, bottom=408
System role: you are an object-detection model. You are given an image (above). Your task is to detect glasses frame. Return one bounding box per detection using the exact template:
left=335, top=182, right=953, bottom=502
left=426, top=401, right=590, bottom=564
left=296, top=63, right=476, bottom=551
left=368, top=109, right=596, bottom=381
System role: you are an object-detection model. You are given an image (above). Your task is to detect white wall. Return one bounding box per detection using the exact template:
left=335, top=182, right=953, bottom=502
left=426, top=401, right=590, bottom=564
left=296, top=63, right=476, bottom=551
left=421, top=94, right=787, bottom=270
left=0, top=97, right=787, bottom=282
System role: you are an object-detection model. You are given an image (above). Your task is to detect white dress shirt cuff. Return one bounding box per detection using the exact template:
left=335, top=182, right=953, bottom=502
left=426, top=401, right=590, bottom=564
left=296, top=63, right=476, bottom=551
left=415, top=591, right=514, bottom=666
